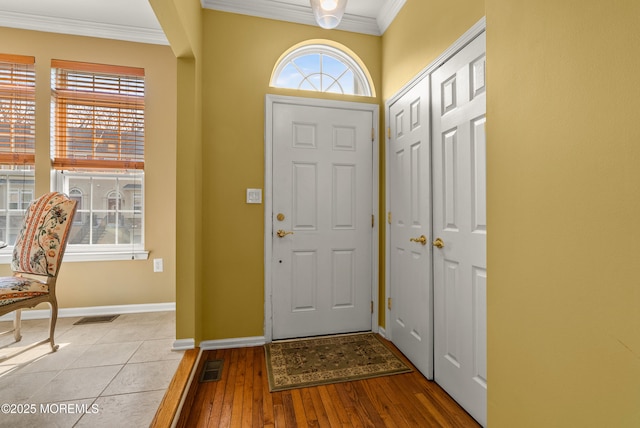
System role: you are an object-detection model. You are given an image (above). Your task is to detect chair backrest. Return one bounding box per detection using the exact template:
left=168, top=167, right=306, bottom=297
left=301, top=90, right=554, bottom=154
left=11, top=192, right=77, bottom=277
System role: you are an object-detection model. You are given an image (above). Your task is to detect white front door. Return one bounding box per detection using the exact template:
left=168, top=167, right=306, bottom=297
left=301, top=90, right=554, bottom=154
left=431, top=32, right=487, bottom=426
left=388, top=76, right=433, bottom=378
left=271, top=99, right=374, bottom=340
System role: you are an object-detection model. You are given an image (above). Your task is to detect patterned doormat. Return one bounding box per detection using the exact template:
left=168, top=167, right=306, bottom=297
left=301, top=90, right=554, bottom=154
left=264, top=333, right=412, bottom=392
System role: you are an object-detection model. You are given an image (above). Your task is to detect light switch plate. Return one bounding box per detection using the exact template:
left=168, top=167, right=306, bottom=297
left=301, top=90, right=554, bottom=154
left=246, top=188, right=262, bottom=204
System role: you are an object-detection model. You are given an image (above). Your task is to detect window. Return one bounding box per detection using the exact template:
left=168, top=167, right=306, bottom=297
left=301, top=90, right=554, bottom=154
left=0, top=54, right=35, bottom=244
left=68, top=188, right=83, bottom=224
left=272, top=44, right=373, bottom=96
left=51, top=60, right=145, bottom=254
left=9, top=188, right=33, bottom=210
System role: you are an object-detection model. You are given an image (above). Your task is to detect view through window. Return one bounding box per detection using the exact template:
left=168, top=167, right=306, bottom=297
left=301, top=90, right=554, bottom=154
left=51, top=60, right=145, bottom=250
left=0, top=54, right=35, bottom=245
left=272, top=44, right=372, bottom=96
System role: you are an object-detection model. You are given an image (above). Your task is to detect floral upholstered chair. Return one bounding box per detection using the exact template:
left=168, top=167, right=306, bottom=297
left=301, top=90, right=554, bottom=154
left=0, top=192, right=77, bottom=353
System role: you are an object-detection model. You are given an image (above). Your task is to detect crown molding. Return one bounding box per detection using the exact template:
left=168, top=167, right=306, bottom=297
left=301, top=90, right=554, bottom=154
left=201, top=0, right=382, bottom=36
left=376, top=0, right=405, bottom=34
left=0, top=11, right=168, bottom=45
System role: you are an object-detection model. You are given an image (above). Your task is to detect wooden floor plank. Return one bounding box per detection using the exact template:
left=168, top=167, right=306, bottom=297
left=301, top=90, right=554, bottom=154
left=271, top=389, right=287, bottom=427
left=416, top=392, right=454, bottom=427
left=230, top=347, right=247, bottom=427
left=397, top=372, right=479, bottom=427
left=184, top=350, right=220, bottom=428
left=251, top=347, right=266, bottom=428
left=260, top=346, right=276, bottom=428
left=351, top=381, right=394, bottom=427
left=175, top=340, right=481, bottom=427
left=313, top=385, right=342, bottom=428
left=324, top=384, right=353, bottom=426
left=218, top=348, right=239, bottom=427
left=300, top=388, right=322, bottom=427
left=383, top=373, right=450, bottom=427
left=281, top=391, right=297, bottom=427
left=150, top=348, right=198, bottom=428
left=338, top=381, right=387, bottom=427
left=290, top=389, right=310, bottom=426
left=361, top=378, right=401, bottom=428
left=334, top=383, right=366, bottom=428
left=240, top=347, right=254, bottom=428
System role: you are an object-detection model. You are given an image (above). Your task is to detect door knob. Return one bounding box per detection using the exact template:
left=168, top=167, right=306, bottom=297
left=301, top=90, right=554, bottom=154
left=432, top=238, right=444, bottom=248
left=276, top=229, right=294, bottom=238
left=410, top=235, right=427, bottom=246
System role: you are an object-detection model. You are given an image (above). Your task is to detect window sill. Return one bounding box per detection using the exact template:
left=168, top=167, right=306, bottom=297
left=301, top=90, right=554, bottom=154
left=0, top=249, right=149, bottom=264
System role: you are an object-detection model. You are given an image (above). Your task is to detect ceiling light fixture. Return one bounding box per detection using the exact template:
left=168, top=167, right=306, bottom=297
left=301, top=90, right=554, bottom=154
left=310, top=0, right=347, bottom=30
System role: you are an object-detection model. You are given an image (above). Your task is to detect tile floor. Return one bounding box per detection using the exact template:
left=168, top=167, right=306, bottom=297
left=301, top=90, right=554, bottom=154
left=0, top=311, right=182, bottom=427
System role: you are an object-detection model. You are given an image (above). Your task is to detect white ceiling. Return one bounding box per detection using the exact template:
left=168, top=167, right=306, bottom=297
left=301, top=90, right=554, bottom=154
left=0, top=0, right=405, bottom=46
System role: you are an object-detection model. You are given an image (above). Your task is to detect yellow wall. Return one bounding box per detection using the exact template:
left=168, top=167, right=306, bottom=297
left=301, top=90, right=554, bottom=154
left=149, top=0, right=203, bottom=341
left=200, top=10, right=381, bottom=340
left=382, top=0, right=485, bottom=99
left=486, top=1, right=640, bottom=426
left=0, top=27, right=177, bottom=308
left=150, top=0, right=201, bottom=59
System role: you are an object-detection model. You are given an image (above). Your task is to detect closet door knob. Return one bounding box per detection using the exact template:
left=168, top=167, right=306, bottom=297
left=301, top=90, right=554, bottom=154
left=409, top=235, right=427, bottom=246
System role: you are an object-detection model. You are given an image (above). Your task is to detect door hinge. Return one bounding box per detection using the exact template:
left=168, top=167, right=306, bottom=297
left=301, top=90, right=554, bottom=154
left=371, top=127, right=375, bottom=142
left=371, top=301, right=374, bottom=314
left=387, top=127, right=391, bottom=139
left=372, top=214, right=375, bottom=228
left=387, top=297, right=392, bottom=310
left=387, top=212, right=392, bottom=224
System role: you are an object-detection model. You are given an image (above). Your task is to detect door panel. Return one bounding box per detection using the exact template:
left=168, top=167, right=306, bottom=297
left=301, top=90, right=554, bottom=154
left=471, top=117, right=487, bottom=233
left=388, top=77, right=433, bottom=378
left=293, top=163, right=317, bottom=229
left=291, top=250, right=317, bottom=311
left=432, top=31, right=487, bottom=426
left=272, top=102, right=373, bottom=340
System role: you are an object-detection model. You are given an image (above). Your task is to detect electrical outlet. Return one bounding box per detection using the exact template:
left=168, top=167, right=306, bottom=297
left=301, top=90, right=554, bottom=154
left=153, top=258, right=163, bottom=273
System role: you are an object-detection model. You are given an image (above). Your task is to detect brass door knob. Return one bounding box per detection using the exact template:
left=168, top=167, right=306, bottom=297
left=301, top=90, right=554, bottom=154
left=410, top=235, right=427, bottom=246
left=276, top=229, right=294, bottom=238
left=432, top=238, right=444, bottom=248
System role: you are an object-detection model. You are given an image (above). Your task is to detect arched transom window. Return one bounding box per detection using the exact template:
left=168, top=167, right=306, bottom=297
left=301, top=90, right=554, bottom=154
left=272, top=44, right=373, bottom=97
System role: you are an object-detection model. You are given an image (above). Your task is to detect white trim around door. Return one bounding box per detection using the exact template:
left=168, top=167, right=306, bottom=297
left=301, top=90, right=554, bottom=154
left=384, top=16, right=486, bottom=344
left=264, top=94, right=379, bottom=343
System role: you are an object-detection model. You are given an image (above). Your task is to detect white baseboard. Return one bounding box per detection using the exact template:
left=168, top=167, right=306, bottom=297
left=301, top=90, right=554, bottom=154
left=174, top=336, right=267, bottom=351
left=199, top=336, right=266, bottom=350
left=0, top=302, right=176, bottom=322
left=378, top=326, right=387, bottom=339
left=172, top=338, right=196, bottom=351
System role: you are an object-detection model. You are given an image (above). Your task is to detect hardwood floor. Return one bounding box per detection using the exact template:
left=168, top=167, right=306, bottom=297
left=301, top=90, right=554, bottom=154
left=176, top=336, right=480, bottom=427
left=151, top=348, right=199, bottom=427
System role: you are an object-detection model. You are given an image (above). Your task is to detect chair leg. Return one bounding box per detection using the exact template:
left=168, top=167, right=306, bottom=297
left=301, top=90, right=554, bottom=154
left=14, top=309, right=22, bottom=342
left=48, top=301, right=59, bottom=352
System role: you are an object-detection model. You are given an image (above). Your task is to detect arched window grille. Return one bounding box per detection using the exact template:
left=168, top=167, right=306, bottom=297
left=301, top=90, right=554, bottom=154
left=272, top=44, right=372, bottom=96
